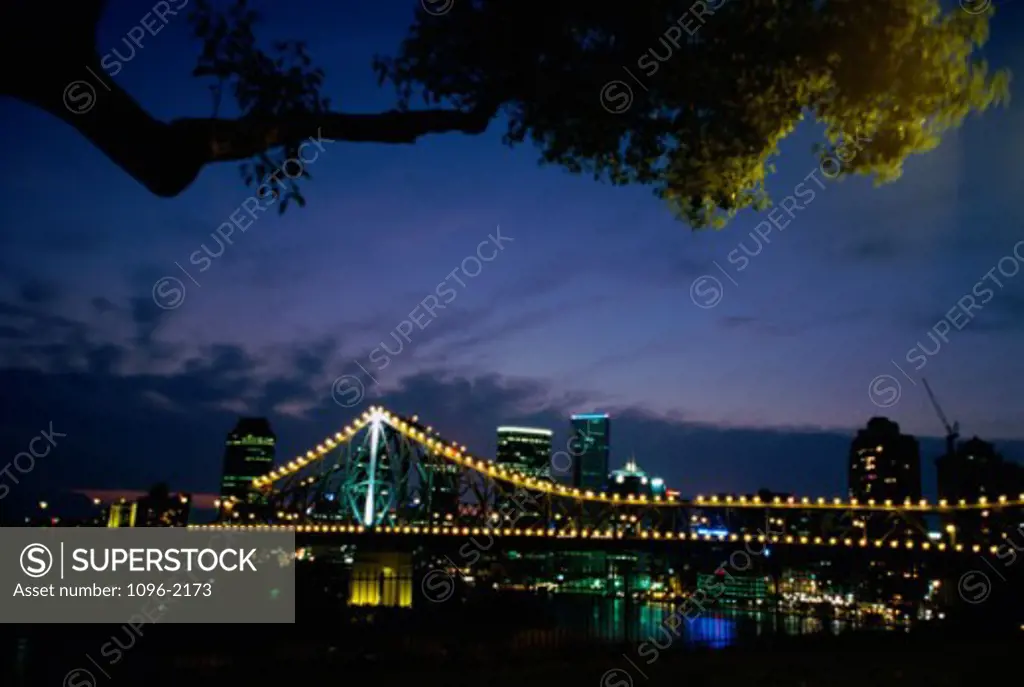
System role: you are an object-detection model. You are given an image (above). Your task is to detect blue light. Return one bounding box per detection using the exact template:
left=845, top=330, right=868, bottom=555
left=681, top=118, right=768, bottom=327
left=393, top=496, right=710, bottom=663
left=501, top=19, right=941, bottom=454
left=695, top=527, right=730, bottom=538
left=572, top=413, right=609, bottom=420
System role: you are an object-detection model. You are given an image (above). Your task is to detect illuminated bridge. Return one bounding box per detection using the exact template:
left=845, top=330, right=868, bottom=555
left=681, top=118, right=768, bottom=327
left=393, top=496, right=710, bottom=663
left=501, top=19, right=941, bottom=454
left=208, top=406, right=1023, bottom=557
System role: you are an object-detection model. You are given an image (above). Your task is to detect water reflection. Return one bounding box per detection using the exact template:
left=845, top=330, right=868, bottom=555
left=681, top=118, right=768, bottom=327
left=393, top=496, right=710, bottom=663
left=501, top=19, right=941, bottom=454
left=557, top=597, right=858, bottom=648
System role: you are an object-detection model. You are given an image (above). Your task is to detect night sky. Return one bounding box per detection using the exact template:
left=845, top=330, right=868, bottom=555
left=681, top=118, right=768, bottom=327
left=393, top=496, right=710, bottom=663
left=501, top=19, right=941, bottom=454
left=1, top=0, right=1023, bottom=514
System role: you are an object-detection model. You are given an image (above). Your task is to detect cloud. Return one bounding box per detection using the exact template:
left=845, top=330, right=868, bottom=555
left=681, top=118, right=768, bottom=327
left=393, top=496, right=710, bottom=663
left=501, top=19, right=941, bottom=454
left=18, top=278, right=62, bottom=305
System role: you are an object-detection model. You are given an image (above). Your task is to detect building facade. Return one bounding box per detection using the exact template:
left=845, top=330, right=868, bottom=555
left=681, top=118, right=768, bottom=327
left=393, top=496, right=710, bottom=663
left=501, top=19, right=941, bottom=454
left=848, top=417, right=921, bottom=503
left=936, top=436, right=1024, bottom=542
left=571, top=413, right=610, bottom=491
left=607, top=457, right=665, bottom=499
left=496, top=426, right=553, bottom=480
left=221, top=417, right=276, bottom=505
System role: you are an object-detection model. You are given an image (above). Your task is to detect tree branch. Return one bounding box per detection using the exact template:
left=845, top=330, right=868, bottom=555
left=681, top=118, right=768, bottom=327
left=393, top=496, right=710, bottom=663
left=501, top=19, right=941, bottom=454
left=5, top=64, right=496, bottom=197
left=173, top=104, right=498, bottom=164
left=1, top=0, right=497, bottom=198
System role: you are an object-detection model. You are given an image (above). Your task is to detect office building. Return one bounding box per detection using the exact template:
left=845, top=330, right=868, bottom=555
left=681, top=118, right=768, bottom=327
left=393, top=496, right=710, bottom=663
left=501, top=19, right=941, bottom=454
left=571, top=413, right=610, bottom=491
left=848, top=417, right=921, bottom=503
left=937, top=436, right=1024, bottom=502
left=496, top=426, right=553, bottom=480
left=607, top=456, right=665, bottom=498
left=937, top=436, right=1024, bottom=541
left=221, top=417, right=276, bottom=504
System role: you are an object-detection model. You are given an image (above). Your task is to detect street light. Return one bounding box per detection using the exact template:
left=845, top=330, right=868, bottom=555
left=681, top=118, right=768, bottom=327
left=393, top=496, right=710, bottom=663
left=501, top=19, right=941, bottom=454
left=38, top=501, right=47, bottom=510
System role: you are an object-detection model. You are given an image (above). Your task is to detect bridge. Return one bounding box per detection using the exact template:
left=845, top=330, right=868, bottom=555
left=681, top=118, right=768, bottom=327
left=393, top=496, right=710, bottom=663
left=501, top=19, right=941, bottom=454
left=206, top=406, right=1021, bottom=557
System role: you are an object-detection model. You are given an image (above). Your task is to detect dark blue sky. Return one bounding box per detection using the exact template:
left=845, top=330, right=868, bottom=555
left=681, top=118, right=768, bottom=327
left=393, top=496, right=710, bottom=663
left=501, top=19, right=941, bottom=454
left=1, top=0, right=1023, bottom=511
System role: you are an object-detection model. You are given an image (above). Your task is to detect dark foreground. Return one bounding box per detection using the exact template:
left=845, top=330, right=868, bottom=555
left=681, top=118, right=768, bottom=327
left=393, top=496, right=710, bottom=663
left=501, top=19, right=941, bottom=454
left=7, top=624, right=1019, bottom=687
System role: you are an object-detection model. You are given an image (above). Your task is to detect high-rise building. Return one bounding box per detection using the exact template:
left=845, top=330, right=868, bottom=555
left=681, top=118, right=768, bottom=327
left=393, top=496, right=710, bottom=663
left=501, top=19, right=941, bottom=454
left=848, top=417, right=921, bottom=503
left=496, top=426, right=553, bottom=480
left=571, top=413, right=610, bottom=491
left=607, top=456, right=664, bottom=499
left=937, top=436, right=1024, bottom=542
left=937, top=436, right=1023, bottom=502
left=221, top=418, right=276, bottom=504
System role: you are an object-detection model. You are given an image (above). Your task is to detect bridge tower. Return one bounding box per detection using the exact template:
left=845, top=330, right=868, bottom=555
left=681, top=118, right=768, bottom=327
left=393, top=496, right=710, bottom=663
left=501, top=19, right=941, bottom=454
left=339, top=409, right=400, bottom=526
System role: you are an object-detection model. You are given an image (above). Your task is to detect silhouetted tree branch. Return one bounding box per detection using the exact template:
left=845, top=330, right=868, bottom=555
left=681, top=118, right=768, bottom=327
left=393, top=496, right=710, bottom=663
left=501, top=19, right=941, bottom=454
left=0, top=0, right=1011, bottom=227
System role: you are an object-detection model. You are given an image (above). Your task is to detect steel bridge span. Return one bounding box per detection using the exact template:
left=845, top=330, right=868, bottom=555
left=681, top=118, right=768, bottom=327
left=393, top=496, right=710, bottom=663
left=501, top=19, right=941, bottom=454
left=222, top=406, right=1022, bottom=551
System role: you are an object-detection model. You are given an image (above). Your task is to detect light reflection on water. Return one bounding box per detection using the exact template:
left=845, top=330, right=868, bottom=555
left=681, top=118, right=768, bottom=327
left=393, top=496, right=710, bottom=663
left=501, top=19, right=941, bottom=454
left=556, top=598, right=857, bottom=648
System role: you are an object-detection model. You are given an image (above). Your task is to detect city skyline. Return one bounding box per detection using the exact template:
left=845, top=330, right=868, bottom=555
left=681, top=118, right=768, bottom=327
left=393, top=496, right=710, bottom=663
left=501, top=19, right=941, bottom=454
left=1, top=1, right=1023, bottom=512
left=5, top=403, right=1020, bottom=519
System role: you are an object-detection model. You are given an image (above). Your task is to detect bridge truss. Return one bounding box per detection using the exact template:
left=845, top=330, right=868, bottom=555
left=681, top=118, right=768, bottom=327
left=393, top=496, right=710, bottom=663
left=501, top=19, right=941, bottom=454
left=220, top=406, right=1024, bottom=553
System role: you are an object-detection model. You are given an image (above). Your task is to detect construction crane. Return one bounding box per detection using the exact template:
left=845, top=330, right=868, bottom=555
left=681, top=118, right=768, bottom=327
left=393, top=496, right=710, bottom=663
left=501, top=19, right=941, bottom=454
left=922, top=378, right=959, bottom=457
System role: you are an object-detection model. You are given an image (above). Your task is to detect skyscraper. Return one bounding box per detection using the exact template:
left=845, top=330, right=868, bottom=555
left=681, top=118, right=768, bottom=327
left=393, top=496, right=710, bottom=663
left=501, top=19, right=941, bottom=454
left=936, top=436, right=1024, bottom=541
left=221, top=418, right=276, bottom=504
left=571, top=413, right=609, bottom=491
left=848, top=417, right=921, bottom=503
left=496, top=426, right=553, bottom=480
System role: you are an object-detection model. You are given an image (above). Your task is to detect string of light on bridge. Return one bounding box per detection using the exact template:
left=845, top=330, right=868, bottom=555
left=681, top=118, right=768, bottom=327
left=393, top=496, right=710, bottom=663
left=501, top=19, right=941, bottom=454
left=250, top=406, right=1024, bottom=513
left=189, top=523, right=1001, bottom=556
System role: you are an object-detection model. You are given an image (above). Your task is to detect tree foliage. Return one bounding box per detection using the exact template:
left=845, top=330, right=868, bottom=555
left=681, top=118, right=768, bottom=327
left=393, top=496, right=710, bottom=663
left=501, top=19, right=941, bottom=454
left=377, top=0, right=1010, bottom=228
left=0, top=0, right=1010, bottom=229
